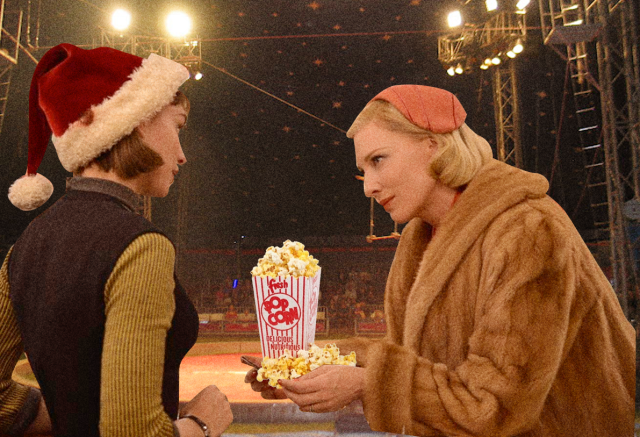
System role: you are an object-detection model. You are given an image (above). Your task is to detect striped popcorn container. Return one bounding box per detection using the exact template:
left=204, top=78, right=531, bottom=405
left=252, top=269, right=321, bottom=359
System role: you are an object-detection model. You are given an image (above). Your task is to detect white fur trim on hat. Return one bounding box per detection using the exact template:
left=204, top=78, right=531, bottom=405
left=52, top=54, right=190, bottom=172
left=8, top=173, right=54, bottom=211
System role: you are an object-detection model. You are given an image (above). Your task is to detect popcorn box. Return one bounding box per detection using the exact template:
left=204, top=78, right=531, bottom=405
left=252, top=269, right=321, bottom=359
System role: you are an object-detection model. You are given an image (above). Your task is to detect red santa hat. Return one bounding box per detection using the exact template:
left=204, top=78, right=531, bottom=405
left=8, top=43, right=190, bottom=211
left=371, top=85, right=467, bottom=134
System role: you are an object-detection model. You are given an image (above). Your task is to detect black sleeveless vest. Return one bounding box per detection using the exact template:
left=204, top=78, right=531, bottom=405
left=9, top=186, right=199, bottom=437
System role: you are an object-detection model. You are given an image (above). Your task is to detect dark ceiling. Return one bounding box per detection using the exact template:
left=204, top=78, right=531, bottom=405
left=0, top=0, right=592, bottom=250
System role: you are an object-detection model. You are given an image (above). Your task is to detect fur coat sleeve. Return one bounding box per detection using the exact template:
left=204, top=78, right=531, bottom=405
left=357, top=160, right=635, bottom=437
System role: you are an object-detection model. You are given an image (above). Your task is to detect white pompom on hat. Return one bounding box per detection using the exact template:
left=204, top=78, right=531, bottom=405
left=8, top=43, right=190, bottom=211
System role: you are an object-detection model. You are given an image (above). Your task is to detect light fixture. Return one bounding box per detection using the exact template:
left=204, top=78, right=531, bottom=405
left=480, top=64, right=489, bottom=70
left=516, top=0, right=530, bottom=10
left=485, top=0, right=498, bottom=12
left=447, top=66, right=456, bottom=76
left=492, top=56, right=501, bottom=65
left=506, top=51, right=516, bottom=58
left=455, top=63, right=464, bottom=74
left=447, top=10, right=462, bottom=28
left=484, top=58, right=493, bottom=65
left=566, top=19, right=584, bottom=26
left=513, top=39, right=524, bottom=53
left=166, top=11, right=192, bottom=38
left=111, top=9, right=131, bottom=32
left=194, top=72, right=203, bottom=80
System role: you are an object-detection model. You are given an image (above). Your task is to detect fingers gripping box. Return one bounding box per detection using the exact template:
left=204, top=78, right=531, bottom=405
left=251, top=240, right=320, bottom=359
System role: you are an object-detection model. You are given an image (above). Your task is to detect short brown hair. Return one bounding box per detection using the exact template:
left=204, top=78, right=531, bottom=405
left=80, top=91, right=190, bottom=179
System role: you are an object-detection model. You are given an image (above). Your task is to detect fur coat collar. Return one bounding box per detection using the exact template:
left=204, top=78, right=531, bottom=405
left=339, top=159, right=635, bottom=436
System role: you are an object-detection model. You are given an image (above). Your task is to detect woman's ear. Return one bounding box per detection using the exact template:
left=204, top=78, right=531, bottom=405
left=133, top=124, right=146, bottom=140
left=424, top=137, right=439, bottom=159
left=428, top=137, right=439, bottom=150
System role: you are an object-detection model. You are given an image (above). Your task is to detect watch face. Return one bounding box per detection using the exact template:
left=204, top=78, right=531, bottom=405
left=623, top=199, right=640, bottom=220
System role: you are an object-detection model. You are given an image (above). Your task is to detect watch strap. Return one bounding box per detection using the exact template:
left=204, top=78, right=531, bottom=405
left=180, top=414, right=209, bottom=437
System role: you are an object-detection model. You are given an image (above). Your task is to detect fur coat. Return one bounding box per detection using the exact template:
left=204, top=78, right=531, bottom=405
left=337, top=159, right=635, bottom=436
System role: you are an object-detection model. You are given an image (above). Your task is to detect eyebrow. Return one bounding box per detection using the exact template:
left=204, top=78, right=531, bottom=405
left=356, top=148, right=386, bottom=172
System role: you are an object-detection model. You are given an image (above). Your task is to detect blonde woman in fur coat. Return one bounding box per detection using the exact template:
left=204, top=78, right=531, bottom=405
left=245, top=85, right=635, bottom=436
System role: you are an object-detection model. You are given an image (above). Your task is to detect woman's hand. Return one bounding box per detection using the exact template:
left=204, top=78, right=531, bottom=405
left=24, top=396, right=52, bottom=435
left=177, top=385, right=232, bottom=437
left=242, top=355, right=287, bottom=400
left=278, top=365, right=365, bottom=413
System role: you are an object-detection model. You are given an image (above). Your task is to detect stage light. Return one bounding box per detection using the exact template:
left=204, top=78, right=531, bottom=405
left=506, top=50, right=516, bottom=58
left=111, top=9, right=131, bottom=32
left=485, top=0, right=498, bottom=12
left=194, top=72, right=203, bottom=80
left=455, top=63, right=463, bottom=74
left=484, top=58, right=493, bottom=65
left=516, top=0, right=530, bottom=10
left=513, top=39, right=524, bottom=53
left=447, top=10, right=462, bottom=28
left=492, top=56, right=501, bottom=65
left=480, top=64, right=489, bottom=70
left=447, top=66, right=456, bottom=76
left=166, top=11, right=192, bottom=37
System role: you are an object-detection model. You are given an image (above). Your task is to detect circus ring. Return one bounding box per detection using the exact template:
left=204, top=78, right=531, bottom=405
left=12, top=339, right=388, bottom=436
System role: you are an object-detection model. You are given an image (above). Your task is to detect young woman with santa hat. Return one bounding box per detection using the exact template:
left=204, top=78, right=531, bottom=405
left=0, top=44, right=232, bottom=437
left=245, top=84, right=635, bottom=436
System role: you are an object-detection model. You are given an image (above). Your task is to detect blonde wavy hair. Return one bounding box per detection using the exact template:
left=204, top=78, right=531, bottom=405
left=347, top=99, right=493, bottom=188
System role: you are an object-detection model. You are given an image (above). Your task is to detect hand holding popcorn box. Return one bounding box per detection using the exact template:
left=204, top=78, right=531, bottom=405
left=251, top=240, right=321, bottom=359
left=257, top=343, right=356, bottom=388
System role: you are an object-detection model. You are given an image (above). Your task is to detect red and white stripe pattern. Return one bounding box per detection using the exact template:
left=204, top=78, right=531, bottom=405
left=252, top=270, right=321, bottom=359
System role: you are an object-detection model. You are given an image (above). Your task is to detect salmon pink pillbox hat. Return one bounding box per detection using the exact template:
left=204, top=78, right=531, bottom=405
left=371, top=85, right=466, bottom=134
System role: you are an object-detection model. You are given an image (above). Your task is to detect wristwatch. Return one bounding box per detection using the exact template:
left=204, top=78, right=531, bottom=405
left=180, top=414, right=209, bottom=437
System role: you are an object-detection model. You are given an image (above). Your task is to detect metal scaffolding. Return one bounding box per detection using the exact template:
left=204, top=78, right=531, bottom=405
left=98, top=30, right=202, bottom=75
left=440, top=0, right=639, bottom=321
left=438, top=11, right=528, bottom=169
left=540, top=0, right=639, bottom=321
left=0, top=2, right=22, bottom=137
left=492, top=62, right=523, bottom=167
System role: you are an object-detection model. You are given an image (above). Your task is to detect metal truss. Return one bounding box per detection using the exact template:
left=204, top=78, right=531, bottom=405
left=492, top=62, right=523, bottom=167
left=98, top=30, right=202, bottom=75
left=540, top=1, right=610, bottom=230
left=438, top=11, right=527, bottom=71
left=438, top=11, right=527, bottom=169
left=541, top=0, right=640, bottom=321
left=0, top=2, right=22, bottom=137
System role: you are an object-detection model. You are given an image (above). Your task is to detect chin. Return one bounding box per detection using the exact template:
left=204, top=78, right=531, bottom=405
left=156, top=187, right=171, bottom=197
left=389, top=212, right=410, bottom=225
left=142, top=186, right=171, bottom=198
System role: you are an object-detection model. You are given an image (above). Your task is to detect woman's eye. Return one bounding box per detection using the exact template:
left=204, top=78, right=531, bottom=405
left=372, top=155, right=384, bottom=164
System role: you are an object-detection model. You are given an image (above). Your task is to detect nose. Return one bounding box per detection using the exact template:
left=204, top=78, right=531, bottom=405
left=177, top=143, right=187, bottom=165
left=363, top=175, right=379, bottom=198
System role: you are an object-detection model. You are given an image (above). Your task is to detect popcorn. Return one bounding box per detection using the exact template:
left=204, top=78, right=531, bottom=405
left=251, top=240, right=320, bottom=278
left=251, top=240, right=321, bottom=358
left=256, top=343, right=356, bottom=389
